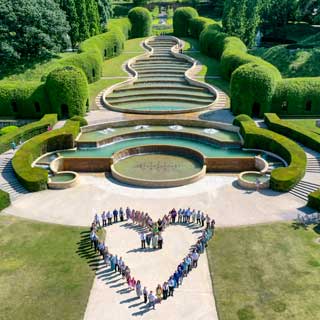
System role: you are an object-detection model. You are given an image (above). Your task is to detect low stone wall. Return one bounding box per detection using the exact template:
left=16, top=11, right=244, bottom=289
left=205, top=157, right=256, bottom=172
left=48, top=171, right=79, bottom=189
left=59, top=157, right=113, bottom=172
left=81, top=116, right=239, bottom=134
left=77, top=130, right=240, bottom=149
left=238, top=171, right=270, bottom=190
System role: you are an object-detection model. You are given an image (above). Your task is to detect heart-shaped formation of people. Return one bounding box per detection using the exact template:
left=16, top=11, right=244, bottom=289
left=89, top=207, right=215, bottom=309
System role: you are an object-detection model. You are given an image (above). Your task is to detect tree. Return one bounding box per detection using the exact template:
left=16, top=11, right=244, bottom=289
left=96, top=0, right=113, bottom=28
left=75, top=0, right=90, bottom=41
left=0, top=0, right=70, bottom=63
left=222, top=0, right=263, bottom=47
left=261, top=0, right=299, bottom=39
left=87, top=0, right=101, bottom=36
left=133, top=0, right=148, bottom=7
left=59, top=0, right=79, bottom=47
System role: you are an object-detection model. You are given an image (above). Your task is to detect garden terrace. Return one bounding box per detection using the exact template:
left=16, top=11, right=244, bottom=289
left=103, top=36, right=217, bottom=114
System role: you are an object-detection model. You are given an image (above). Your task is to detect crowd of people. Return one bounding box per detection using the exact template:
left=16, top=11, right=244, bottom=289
left=89, top=207, right=215, bottom=310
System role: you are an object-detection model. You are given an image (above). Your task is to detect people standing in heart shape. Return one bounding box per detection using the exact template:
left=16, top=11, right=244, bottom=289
left=89, top=206, right=216, bottom=309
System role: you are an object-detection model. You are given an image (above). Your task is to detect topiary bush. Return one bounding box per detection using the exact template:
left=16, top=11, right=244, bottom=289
left=307, top=189, right=320, bottom=211
left=189, top=17, right=216, bottom=39
left=0, top=190, right=10, bottom=211
left=128, top=7, right=152, bottom=38
left=0, top=114, right=57, bottom=154
left=199, top=24, right=226, bottom=60
left=0, top=82, right=52, bottom=118
left=173, top=7, right=198, bottom=37
left=231, top=63, right=282, bottom=117
left=113, top=5, right=130, bottom=17
left=45, top=67, right=89, bottom=119
left=70, top=115, right=88, bottom=127
left=265, top=113, right=320, bottom=152
left=271, top=78, right=320, bottom=116
left=235, top=114, right=306, bottom=191
left=12, top=120, right=80, bottom=192
left=0, top=126, right=18, bottom=136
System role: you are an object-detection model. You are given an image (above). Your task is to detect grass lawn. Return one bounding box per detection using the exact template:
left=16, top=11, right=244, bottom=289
left=182, top=37, right=230, bottom=95
left=0, top=52, right=76, bottom=82
left=0, top=215, right=100, bottom=320
left=207, top=223, right=320, bottom=320
left=284, top=119, right=320, bottom=135
left=89, top=37, right=146, bottom=109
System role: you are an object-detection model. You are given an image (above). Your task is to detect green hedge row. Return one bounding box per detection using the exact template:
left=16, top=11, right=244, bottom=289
left=265, top=113, right=320, bottom=152
left=188, top=11, right=320, bottom=118
left=0, top=114, right=57, bottom=154
left=12, top=120, right=80, bottom=192
left=173, top=7, right=198, bottom=37
left=128, top=7, right=152, bottom=38
left=0, top=19, right=132, bottom=119
left=0, top=190, right=11, bottom=212
left=234, top=114, right=307, bottom=191
left=307, top=190, right=320, bottom=211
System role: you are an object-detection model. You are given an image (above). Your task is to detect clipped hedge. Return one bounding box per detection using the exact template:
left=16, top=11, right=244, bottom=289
left=0, top=82, right=51, bottom=118
left=46, top=67, right=89, bottom=118
left=12, top=120, right=80, bottom=192
left=0, top=114, right=57, bottom=154
left=307, top=190, right=320, bottom=211
left=265, top=113, right=320, bottom=152
left=189, top=17, right=216, bottom=39
left=199, top=24, right=226, bottom=60
left=231, top=63, right=282, bottom=117
left=0, top=190, right=11, bottom=211
left=234, top=114, right=306, bottom=191
left=173, top=7, right=198, bottom=37
left=128, top=7, right=152, bottom=38
left=0, top=126, right=18, bottom=136
left=271, top=78, right=320, bottom=116
left=70, top=115, right=88, bottom=127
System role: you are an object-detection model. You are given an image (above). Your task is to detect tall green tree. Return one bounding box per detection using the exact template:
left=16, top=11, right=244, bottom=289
left=87, top=0, right=101, bottom=36
left=59, top=0, right=79, bottom=47
left=0, top=0, right=70, bottom=63
left=76, top=0, right=90, bottom=41
left=261, top=0, right=299, bottom=39
left=222, top=0, right=263, bottom=47
left=96, top=0, right=113, bottom=28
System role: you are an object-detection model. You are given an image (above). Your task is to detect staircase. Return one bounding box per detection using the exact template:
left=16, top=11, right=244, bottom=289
left=0, top=151, right=28, bottom=201
left=289, top=155, right=320, bottom=202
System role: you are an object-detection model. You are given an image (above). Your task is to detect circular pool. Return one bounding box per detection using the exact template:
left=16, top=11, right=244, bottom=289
left=48, top=171, right=78, bottom=189
left=238, top=171, right=270, bottom=190
left=111, top=145, right=206, bottom=187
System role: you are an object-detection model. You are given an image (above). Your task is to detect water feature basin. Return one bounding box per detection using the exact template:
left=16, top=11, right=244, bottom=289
left=48, top=171, right=78, bottom=189
left=238, top=171, right=270, bottom=190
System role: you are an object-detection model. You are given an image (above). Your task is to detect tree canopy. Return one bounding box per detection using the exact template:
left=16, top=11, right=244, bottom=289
left=0, top=0, right=70, bottom=63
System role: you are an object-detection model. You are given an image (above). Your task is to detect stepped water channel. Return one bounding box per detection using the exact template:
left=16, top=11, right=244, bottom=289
left=104, top=36, right=216, bottom=113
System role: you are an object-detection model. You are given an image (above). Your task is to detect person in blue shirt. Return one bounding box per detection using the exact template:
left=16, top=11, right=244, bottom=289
left=173, top=270, right=180, bottom=288
left=113, top=208, right=118, bottom=223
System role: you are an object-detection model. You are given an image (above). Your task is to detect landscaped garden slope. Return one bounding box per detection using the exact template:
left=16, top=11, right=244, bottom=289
left=0, top=18, right=131, bottom=119
left=0, top=215, right=97, bottom=320
left=173, top=8, right=320, bottom=118
left=207, top=223, right=320, bottom=320
left=234, top=114, right=306, bottom=191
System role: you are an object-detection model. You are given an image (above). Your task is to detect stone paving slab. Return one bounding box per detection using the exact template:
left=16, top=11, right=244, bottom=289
left=4, top=174, right=308, bottom=227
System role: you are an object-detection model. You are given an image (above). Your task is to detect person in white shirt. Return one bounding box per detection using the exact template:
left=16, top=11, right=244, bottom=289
left=101, top=211, right=106, bottom=227
left=148, top=291, right=156, bottom=309
left=168, top=277, right=175, bottom=297
left=107, top=211, right=112, bottom=225
left=140, top=232, right=146, bottom=249
left=191, top=250, right=199, bottom=268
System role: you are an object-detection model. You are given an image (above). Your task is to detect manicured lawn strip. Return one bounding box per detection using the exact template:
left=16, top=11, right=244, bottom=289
left=0, top=53, right=76, bottom=82
left=182, top=37, right=230, bottom=95
left=0, top=215, right=96, bottom=320
left=285, top=119, right=320, bottom=135
left=207, top=223, right=320, bottom=320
